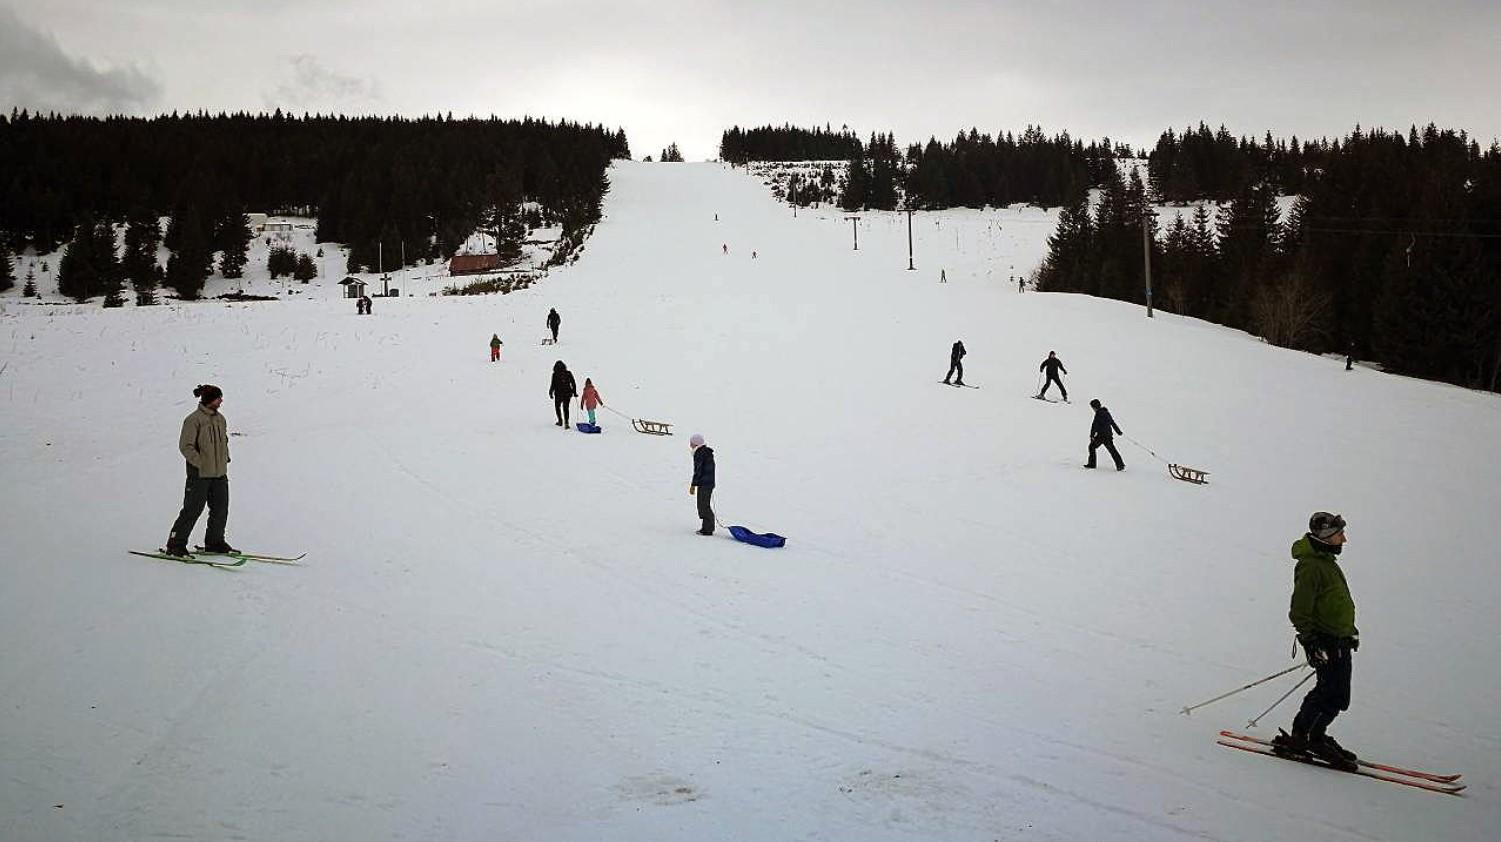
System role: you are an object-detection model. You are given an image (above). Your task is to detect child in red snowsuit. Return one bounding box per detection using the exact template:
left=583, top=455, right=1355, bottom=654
left=489, top=334, right=503, bottom=362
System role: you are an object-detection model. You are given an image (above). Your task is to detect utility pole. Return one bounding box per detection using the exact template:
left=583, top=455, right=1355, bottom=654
left=905, top=206, right=915, bottom=270
left=1142, top=211, right=1154, bottom=318
left=845, top=215, right=861, bottom=250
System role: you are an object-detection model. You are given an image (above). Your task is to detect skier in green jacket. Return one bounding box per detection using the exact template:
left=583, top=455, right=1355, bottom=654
left=1273, top=512, right=1359, bottom=771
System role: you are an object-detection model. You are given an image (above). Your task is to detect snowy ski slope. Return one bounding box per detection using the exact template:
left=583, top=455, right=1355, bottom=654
left=1, top=161, right=1498, bottom=841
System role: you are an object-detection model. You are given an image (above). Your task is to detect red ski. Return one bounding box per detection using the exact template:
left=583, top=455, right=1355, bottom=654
left=1219, top=731, right=1461, bottom=783
left=1216, top=738, right=1464, bottom=796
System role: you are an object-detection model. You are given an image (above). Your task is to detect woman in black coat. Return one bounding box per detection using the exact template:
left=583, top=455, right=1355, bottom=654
left=549, top=360, right=577, bottom=427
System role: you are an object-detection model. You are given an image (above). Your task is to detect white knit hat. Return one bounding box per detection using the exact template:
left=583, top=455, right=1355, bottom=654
left=689, top=433, right=705, bottom=448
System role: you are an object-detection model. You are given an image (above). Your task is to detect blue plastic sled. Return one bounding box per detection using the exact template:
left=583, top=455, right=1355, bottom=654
left=728, top=525, right=786, bottom=549
left=575, top=423, right=602, bottom=434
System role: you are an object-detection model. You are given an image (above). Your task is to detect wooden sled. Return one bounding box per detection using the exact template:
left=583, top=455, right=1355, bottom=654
left=1169, top=463, right=1209, bottom=485
left=631, top=418, right=673, bottom=436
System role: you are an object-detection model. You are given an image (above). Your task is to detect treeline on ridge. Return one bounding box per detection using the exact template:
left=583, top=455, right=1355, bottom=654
left=1040, top=124, right=1501, bottom=393
left=0, top=110, right=631, bottom=299
left=720, top=123, right=1127, bottom=210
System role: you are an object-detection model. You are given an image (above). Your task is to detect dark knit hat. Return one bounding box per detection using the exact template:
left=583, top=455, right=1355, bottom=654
left=1308, top=512, right=1346, bottom=540
left=194, top=384, right=223, bottom=404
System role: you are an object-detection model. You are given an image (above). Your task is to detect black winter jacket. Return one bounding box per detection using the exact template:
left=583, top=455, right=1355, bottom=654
left=691, top=446, right=716, bottom=489
left=1040, top=356, right=1067, bottom=376
left=549, top=369, right=577, bottom=400
left=951, top=341, right=966, bottom=363
left=1091, top=406, right=1122, bottom=439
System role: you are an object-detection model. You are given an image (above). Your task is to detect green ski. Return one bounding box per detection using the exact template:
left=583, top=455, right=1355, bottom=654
left=129, top=549, right=247, bottom=568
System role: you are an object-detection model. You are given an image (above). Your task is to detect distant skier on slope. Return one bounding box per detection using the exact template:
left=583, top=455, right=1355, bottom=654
left=943, top=340, right=966, bottom=386
left=689, top=433, right=716, bottom=536
left=580, top=378, right=603, bottom=426
left=164, top=384, right=236, bottom=557
left=1038, top=351, right=1068, bottom=401
left=1084, top=398, right=1124, bottom=470
left=549, top=360, right=577, bottom=428
left=1272, top=512, right=1360, bottom=772
left=490, top=333, right=503, bottom=362
left=546, top=308, right=562, bottom=343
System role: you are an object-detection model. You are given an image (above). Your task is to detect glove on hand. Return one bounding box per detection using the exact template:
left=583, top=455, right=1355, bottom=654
left=1299, top=635, right=1332, bottom=668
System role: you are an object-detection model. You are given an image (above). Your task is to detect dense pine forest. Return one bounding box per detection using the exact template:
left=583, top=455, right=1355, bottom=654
left=722, top=122, right=1501, bottom=394
left=721, top=124, right=1124, bottom=212
left=0, top=111, right=630, bottom=300
left=1041, top=124, right=1501, bottom=393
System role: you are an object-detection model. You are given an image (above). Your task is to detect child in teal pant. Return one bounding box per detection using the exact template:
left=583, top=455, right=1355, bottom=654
left=580, top=378, right=603, bottom=425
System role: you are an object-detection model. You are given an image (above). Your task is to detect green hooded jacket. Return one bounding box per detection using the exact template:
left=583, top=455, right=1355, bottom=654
left=1288, top=535, right=1357, bottom=640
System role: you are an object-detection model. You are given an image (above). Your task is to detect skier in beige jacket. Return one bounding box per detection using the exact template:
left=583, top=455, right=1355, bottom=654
left=164, top=384, right=235, bottom=556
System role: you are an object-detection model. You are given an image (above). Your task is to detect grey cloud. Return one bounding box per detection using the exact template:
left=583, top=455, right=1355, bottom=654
left=0, top=5, right=161, bottom=113
left=264, top=54, right=383, bottom=113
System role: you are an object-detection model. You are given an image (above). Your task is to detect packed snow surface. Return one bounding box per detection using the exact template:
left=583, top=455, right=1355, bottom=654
left=2, top=162, right=1498, bottom=841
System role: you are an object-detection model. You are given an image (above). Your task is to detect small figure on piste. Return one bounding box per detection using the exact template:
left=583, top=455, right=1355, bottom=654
left=164, top=385, right=236, bottom=557
left=943, top=340, right=966, bottom=386
left=490, top=333, right=503, bottom=362
left=580, top=378, right=603, bottom=426
left=1084, top=398, right=1124, bottom=471
left=1038, top=351, right=1068, bottom=401
left=546, top=308, right=562, bottom=344
left=1272, top=512, right=1361, bottom=772
left=689, top=433, right=716, bottom=536
left=549, top=360, right=577, bottom=428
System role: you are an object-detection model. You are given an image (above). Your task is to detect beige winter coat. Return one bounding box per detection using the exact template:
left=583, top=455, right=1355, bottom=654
left=179, top=406, right=230, bottom=477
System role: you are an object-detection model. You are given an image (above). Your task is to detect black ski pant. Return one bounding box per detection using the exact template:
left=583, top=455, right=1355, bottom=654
left=549, top=324, right=559, bottom=342
left=1040, top=373, right=1067, bottom=399
left=1086, top=435, right=1124, bottom=469
left=697, top=485, right=715, bottom=534
left=169, top=464, right=229, bottom=549
left=945, top=359, right=963, bottom=383
left=1293, top=645, right=1353, bottom=738
left=554, top=397, right=570, bottom=426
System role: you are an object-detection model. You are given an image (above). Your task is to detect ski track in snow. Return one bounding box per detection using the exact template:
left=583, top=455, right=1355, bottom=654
left=2, top=161, right=1498, bottom=841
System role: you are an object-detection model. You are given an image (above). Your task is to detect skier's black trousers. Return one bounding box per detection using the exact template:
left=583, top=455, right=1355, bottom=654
left=697, top=486, right=715, bottom=534
left=945, top=360, right=963, bottom=383
left=170, top=464, right=229, bottom=548
left=1040, top=373, right=1067, bottom=399
left=1293, top=645, right=1353, bottom=737
left=554, top=397, right=570, bottom=425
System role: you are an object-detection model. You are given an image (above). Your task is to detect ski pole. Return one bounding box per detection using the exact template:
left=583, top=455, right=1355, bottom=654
left=1181, top=663, right=1309, bottom=716
left=1247, top=668, right=1317, bottom=728
left=1034, top=371, right=1044, bottom=396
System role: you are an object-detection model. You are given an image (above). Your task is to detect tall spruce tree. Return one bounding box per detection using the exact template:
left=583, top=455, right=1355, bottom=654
left=56, top=216, right=99, bottom=302
left=163, top=207, right=212, bottom=299
left=216, top=210, right=252, bottom=278
left=122, top=209, right=162, bottom=305
left=0, top=238, right=13, bottom=293
left=293, top=252, right=317, bottom=282
left=92, top=219, right=124, bottom=307
left=840, top=147, right=869, bottom=211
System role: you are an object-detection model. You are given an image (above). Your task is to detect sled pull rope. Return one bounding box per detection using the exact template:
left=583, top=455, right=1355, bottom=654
left=1120, top=433, right=1168, bottom=464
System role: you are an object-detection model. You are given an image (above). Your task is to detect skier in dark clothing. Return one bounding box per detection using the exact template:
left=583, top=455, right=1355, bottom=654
left=1084, top=398, right=1124, bottom=470
left=1272, top=512, right=1360, bottom=772
left=548, top=360, right=577, bottom=428
left=1038, top=351, right=1068, bottom=400
left=164, top=384, right=236, bottom=556
left=943, top=340, right=966, bottom=385
left=689, top=433, right=715, bottom=535
left=546, top=308, right=561, bottom=343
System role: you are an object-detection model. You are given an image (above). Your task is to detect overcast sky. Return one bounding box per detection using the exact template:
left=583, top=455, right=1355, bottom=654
left=4, top=1, right=1499, bottom=160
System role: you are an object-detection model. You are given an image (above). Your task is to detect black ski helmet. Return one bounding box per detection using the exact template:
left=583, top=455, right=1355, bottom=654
left=1308, top=512, right=1346, bottom=540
